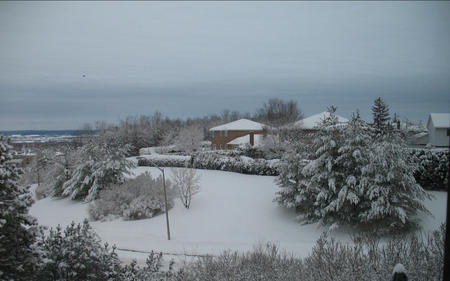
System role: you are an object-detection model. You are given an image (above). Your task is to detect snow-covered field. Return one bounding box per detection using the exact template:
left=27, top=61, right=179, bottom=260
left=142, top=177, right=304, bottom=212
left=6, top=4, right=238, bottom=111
left=30, top=167, right=447, bottom=264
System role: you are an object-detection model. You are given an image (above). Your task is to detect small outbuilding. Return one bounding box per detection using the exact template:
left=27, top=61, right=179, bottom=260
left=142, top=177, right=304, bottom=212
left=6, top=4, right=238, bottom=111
left=426, top=113, right=450, bottom=147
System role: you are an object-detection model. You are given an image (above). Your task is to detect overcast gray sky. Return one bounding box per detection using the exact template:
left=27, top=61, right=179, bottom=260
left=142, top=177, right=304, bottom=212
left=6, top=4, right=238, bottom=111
left=1, top=1, right=449, bottom=130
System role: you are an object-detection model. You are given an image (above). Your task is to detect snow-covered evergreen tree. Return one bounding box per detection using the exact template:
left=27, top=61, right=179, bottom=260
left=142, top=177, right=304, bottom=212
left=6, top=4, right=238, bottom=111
left=60, top=140, right=135, bottom=201
left=51, top=146, right=75, bottom=198
left=359, top=139, right=431, bottom=231
left=276, top=107, right=432, bottom=232
left=0, top=137, right=40, bottom=280
left=275, top=138, right=310, bottom=211
left=332, top=111, right=372, bottom=225
left=295, top=107, right=346, bottom=226
left=371, top=97, right=392, bottom=138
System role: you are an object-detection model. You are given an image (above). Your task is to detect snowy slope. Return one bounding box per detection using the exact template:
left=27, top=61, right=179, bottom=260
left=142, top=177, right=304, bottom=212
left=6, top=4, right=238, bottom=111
left=30, top=167, right=447, bottom=263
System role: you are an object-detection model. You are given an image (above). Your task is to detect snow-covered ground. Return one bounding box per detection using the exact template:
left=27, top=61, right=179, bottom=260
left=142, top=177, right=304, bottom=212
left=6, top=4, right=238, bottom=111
left=30, top=167, right=447, bottom=264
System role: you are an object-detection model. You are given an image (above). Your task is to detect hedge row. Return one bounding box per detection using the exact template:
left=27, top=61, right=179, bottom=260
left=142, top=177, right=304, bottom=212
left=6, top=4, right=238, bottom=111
left=137, top=152, right=279, bottom=176
left=137, top=155, right=190, bottom=168
left=137, top=149, right=448, bottom=190
left=411, top=148, right=448, bottom=191
left=191, top=152, right=279, bottom=176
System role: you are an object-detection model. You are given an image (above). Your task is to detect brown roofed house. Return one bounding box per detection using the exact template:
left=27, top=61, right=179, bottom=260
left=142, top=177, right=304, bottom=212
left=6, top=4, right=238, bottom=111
left=209, top=119, right=267, bottom=150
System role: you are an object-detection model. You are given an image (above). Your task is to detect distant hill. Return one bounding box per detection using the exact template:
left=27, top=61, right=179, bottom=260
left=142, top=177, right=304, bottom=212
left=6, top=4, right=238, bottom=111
left=0, top=130, right=89, bottom=136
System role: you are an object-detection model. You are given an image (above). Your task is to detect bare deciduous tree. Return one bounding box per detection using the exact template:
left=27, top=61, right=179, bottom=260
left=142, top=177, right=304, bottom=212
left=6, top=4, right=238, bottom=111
left=173, top=125, right=204, bottom=154
left=255, top=98, right=303, bottom=128
left=170, top=168, right=201, bottom=209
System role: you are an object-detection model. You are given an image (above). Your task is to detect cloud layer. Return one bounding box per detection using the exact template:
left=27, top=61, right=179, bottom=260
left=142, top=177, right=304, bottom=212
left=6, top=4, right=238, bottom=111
left=1, top=2, right=449, bottom=129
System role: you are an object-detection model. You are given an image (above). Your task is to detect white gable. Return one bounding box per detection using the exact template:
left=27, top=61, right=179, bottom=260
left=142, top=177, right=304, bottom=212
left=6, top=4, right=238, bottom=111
left=209, top=119, right=266, bottom=131
left=428, top=113, right=450, bottom=129
left=294, top=112, right=349, bottom=129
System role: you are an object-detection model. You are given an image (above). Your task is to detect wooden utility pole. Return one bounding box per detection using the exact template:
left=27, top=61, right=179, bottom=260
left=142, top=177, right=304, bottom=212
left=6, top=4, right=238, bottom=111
left=156, top=167, right=171, bottom=241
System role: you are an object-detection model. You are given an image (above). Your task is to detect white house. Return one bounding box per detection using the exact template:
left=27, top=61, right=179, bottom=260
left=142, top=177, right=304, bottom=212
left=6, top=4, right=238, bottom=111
left=426, top=113, right=450, bottom=147
left=294, top=111, right=349, bottom=130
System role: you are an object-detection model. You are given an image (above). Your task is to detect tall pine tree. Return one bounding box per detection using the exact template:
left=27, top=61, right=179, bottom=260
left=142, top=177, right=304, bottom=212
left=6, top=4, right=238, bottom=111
left=371, top=97, right=391, bottom=138
left=297, top=106, right=345, bottom=226
left=0, top=137, right=39, bottom=280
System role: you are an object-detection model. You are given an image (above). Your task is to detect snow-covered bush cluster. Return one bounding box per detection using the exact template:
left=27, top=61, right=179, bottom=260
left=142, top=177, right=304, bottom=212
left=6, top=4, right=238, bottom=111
left=411, top=148, right=448, bottom=191
left=276, top=107, right=430, bottom=232
left=184, top=243, right=302, bottom=281
left=35, top=220, right=121, bottom=281
left=191, top=152, right=279, bottom=176
left=35, top=220, right=184, bottom=281
left=58, top=140, right=134, bottom=201
left=119, top=251, right=185, bottom=280
left=89, top=172, right=175, bottom=221
left=183, top=224, right=445, bottom=281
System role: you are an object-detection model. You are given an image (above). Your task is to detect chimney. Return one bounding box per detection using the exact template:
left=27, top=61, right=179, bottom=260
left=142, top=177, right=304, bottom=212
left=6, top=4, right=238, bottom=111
left=249, top=132, right=254, bottom=146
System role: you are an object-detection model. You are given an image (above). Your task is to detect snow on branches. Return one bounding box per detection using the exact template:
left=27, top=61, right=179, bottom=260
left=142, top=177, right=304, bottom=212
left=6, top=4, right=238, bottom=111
left=0, top=137, right=40, bottom=280
left=276, top=109, right=431, bottom=233
left=60, top=140, right=135, bottom=201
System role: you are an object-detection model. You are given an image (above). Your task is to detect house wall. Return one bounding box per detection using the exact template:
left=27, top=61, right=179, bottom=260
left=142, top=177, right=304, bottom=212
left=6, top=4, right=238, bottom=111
left=211, top=130, right=263, bottom=150
left=428, top=121, right=449, bottom=147
left=407, top=134, right=429, bottom=147
left=432, top=128, right=449, bottom=147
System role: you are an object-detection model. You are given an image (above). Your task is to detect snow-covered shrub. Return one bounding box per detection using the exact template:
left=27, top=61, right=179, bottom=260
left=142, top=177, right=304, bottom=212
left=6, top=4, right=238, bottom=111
left=276, top=110, right=431, bottom=232
left=412, top=148, right=448, bottom=191
left=123, top=196, right=166, bottom=220
left=182, top=224, right=445, bottom=281
left=303, top=224, right=445, bottom=281
left=183, top=243, right=302, bottom=281
left=0, top=137, right=40, bottom=280
left=89, top=172, right=175, bottom=221
left=35, top=220, right=121, bottom=281
left=60, top=140, right=134, bottom=201
left=119, top=251, right=185, bottom=280
left=171, top=168, right=201, bottom=209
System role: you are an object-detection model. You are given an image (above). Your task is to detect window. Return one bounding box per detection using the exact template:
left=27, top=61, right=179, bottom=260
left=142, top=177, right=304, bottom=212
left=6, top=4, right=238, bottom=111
left=225, top=130, right=228, bottom=137
left=219, top=131, right=223, bottom=137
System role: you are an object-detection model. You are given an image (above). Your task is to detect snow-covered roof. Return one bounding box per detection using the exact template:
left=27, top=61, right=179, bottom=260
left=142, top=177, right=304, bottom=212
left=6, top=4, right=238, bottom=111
left=427, top=113, right=450, bottom=129
left=209, top=119, right=266, bottom=131
left=227, top=134, right=263, bottom=147
left=294, top=112, right=349, bottom=129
